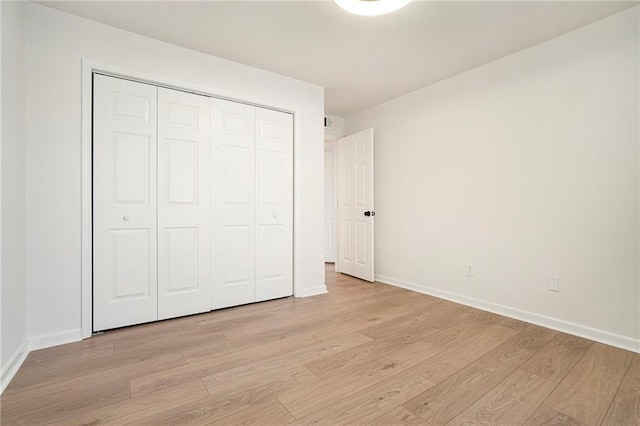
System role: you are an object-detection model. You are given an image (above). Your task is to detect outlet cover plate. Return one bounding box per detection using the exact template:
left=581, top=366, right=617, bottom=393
left=547, top=276, right=560, bottom=292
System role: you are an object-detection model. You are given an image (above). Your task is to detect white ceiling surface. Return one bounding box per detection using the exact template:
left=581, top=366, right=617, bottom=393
left=40, top=1, right=636, bottom=116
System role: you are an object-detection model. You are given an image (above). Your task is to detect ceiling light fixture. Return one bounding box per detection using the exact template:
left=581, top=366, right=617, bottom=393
left=333, top=0, right=412, bottom=16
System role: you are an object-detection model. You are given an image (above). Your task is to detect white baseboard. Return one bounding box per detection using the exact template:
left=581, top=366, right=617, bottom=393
left=28, top=329, right=82, bottom=351
left=375, top=274, right=640, bottom=354
left=297, top=285, right=328, bottom=298
left=1, top=340, right=29, bottom=394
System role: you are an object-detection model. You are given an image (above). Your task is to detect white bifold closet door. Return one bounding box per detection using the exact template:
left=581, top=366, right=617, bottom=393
left=157, top=87, right=211, bottom=320
left=93, top=74, right=159, bottom=331
left=211, top=99, right=293, bottom=309
left=94, top=75, right=211, bottom=330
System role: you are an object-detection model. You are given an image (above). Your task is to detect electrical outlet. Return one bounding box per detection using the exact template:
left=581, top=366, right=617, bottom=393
left=465, top=263, right=473, bottom=277
left=547, top=276, right=559, bottom=292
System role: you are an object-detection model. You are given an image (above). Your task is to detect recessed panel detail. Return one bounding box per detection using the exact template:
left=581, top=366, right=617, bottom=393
left=222, top=112, right=250, bottom=135
left=167, top=139, right=197, bottom=204
left=223, top=225, right=251, bottom=285
left=222, top=146, right=250, bottom=204
left=260, top=151, right=283, bottom=205
left=356, top=162, right=367, bottom=207
left=260, top=225, right=284, bottom=280
left=167, top=228, right=198, bottom=293
left=113, top=133, right=150, bottom=204
left=167, top=103, right=198, bottom=129
left=340, top=144, right=354, bottom=161
left=259, top=120, right=283, bottom=140
left=112, top=229, right=150, bottom=300
left=112, top=93, right=150, bottom=122
left=356, top=220, right=367, bottom=265
left=356, top=140, right=367, bottom=157
left=341, top=220, right=352, bottom=262
left=340, top=165, right=353, bottom=207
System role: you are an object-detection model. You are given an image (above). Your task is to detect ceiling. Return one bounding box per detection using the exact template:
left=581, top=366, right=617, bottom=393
left=40, top=1, right=637, bottom=116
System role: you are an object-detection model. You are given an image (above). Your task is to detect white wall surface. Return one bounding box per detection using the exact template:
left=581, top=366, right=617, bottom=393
left=1, top=0, right=28, bottom=390
left=24, top=3, right=325, bottom=341
left=324, top=114, right=345, bottom=141
left=346, top=7, right=640, bottom=351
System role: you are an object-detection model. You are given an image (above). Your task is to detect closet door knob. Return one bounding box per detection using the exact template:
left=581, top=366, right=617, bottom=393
left=123, top=216, right=130, bottom=221
left=272, top=213, right=277, bottom=218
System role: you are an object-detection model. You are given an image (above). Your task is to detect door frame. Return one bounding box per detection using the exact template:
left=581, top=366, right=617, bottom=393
left=324, top=140, right=338, bottom=266
left=80, top=60, right=298, bottom=338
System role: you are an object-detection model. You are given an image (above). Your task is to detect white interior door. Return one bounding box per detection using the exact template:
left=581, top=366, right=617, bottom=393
left=324, top=142, right=337, bottom=263
left=337, top=128, right=375, bottom=282
left=157, top=88, right=211, bottom=319
left=210, top=98, right=256, bottom=309
left=255, top=108, right=293, bottom=302
left=93, top=74, right=158, bottom=331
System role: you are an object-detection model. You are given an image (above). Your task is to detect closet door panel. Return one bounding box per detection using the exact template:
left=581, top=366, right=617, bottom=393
left=158, top=88, right=211, bottom=320
left=93, top=74, right=158, bottom=331
left=211, top=99, right=256, bottom=309
left=255, top=108, right=293, bottom=302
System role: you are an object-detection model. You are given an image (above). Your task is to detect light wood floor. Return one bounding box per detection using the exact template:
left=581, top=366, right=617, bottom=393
left=2, top=264, right=638, bottom=425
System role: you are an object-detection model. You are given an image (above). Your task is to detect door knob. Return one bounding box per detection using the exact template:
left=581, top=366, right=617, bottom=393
left=364, top=211, right=376, bottom=217
left=123, top=216, right=130, bottom=221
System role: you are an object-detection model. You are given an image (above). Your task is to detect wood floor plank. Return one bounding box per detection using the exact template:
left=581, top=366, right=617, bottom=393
left=129, top=333, right=320, bottom=398
left=193, top=296, right=309, bottom=323
left=181, top=337, right=251, bottom=364
left=542, top=342, right=633, bottom=425
left=223, top=311, right=330, bottom=341
left=289, top=370, right=435, bottom=426
left=366, top=406, right=428, bottom=426
left=402, top=324, right=557, bottom=425
left=202, top=332, right=372, bottom=385
left=310, top=299, right=439, bottom=341
left=7, top=338, right=187, bottom=392
left=192, top=310, right=274, bottom=328
left=601, top=355, right=640, bottom=426
left=105, top=315, right=199, bottom=350
left=7, top=342, right=115, bottom=391
left=20, top=339, right=114, bottom=366
left=132, top=367, right=310, bottom=425
left=520, top=333, right=593, bottom=383
left=418, top=310, right=503, bottom=349
left=222, top=315, right=330, bottom=345
left=304, top=332, right=435, bottom=381
left=358, top=301, right=464, bottom=341
left=48, top=380, right=209, bottom=426
left=202, top=365, right=320, bottom=402
left=1, top=378, right=131, bottom=425
left=113, top=329, right=227, bottom=359
left=279, top=340, right=441, bottom=419
left=5, top=351, right=186, bottom=399
left=410, top=323, right=518, bottom=383
left=601, top=373, right=640, bottom=426
left=630, top=354, right=640, bottom=377
left=206, top=398, right=294, bottom=425
left=523, top=404, right=585, bottom=425
left=447, top=369, right=556, bottom=425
